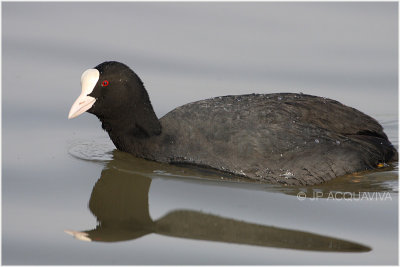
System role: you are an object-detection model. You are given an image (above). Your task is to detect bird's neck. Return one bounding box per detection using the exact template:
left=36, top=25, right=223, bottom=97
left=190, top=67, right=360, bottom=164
left=99, top=107, right=162, bottom=158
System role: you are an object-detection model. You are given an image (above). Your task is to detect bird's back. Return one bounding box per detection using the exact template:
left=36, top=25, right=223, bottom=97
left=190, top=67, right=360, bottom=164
left=148, top=93, right=396, bottom=185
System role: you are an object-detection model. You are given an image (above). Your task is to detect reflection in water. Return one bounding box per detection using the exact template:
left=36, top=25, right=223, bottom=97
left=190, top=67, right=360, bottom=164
left=66, top=151, right=371, bottom=252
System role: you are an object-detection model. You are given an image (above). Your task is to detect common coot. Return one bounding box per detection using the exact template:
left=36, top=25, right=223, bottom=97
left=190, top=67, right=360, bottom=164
left=68, top=61, right=397, bottom=185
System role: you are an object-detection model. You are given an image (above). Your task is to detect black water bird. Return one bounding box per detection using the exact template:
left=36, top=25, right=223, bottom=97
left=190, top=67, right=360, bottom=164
left=68, top=61, right=397, bottom=185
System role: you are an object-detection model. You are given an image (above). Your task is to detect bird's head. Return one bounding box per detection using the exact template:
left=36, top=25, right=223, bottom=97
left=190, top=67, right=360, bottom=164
left=68, top=61, right=145, bottom=120
left=68, top=61, right=161, bottom=138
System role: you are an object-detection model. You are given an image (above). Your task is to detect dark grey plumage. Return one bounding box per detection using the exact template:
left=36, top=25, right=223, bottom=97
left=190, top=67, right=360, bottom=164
left=140, top=93, right=396, bottom=185
left=81, top=61, right=396, bottom=185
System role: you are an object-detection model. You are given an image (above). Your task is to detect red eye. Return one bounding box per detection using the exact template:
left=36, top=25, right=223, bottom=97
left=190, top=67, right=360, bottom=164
left=102, top=80, right=109, bottom=87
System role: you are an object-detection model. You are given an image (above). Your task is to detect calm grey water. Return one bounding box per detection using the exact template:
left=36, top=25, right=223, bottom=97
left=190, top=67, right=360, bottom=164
left=2, top=2, right=398, bottom=265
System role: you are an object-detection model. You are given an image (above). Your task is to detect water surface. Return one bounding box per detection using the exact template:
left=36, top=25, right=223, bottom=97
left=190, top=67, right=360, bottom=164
left=2, top=2, right=398, bottom=265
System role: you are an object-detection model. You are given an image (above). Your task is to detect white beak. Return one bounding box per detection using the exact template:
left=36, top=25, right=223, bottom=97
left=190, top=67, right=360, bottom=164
left=64, top=230, right=92, bottom=242
left=68, top=69, right=100, bottom=119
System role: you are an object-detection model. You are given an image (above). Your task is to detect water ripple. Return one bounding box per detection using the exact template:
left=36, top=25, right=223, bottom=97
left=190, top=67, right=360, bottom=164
left=68, top=138, right=115, bottom=162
